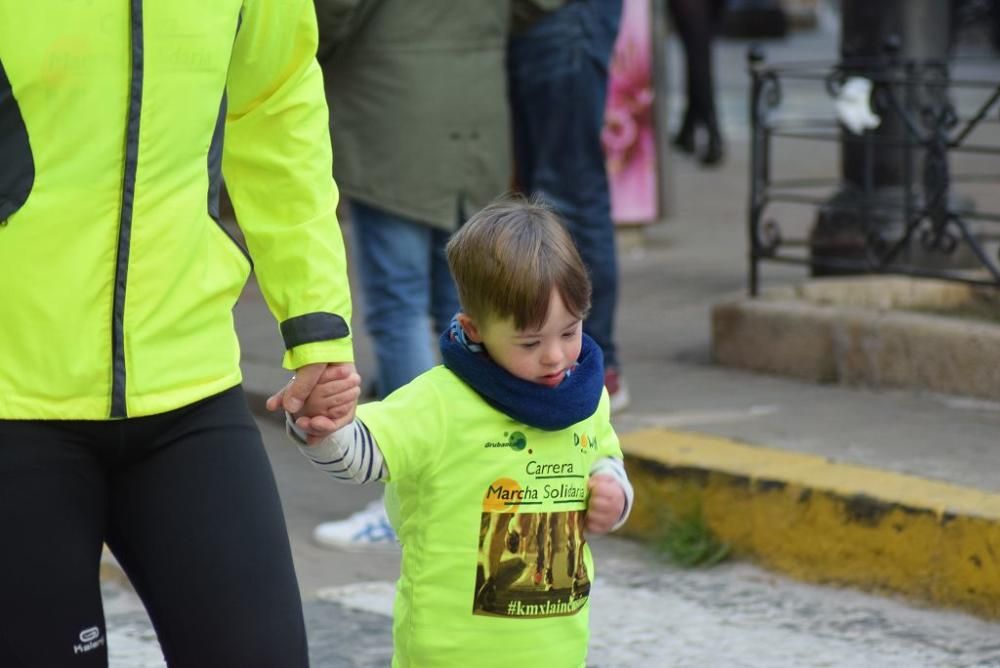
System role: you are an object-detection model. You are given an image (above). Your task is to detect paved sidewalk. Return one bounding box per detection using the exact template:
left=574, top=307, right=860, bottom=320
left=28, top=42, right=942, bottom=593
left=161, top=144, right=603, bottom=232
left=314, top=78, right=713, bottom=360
left=103, top=537, right=1000, bottom=667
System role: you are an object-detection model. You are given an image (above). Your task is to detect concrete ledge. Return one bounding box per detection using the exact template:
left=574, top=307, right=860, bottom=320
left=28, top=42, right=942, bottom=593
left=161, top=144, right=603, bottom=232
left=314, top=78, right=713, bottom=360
left=712, top=277, right=1000, bottom=400
left=619, top=428, right=1000, bottom=618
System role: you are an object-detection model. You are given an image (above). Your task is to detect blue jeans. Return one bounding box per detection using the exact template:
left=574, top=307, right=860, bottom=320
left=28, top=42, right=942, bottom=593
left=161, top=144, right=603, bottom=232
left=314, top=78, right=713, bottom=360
left=508, top=0, right=623, bottom=369
left=350, top=201, right=460, bottom=396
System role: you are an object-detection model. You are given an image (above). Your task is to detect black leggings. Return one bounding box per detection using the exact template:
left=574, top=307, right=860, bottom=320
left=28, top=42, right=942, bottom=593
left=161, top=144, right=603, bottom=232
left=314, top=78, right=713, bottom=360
left=0, top=386, right=308, bottom=667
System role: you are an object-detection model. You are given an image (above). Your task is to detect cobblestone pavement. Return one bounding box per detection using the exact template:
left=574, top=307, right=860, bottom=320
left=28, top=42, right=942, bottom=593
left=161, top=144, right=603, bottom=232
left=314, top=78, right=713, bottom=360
left=104, top=536, right=1000, bottom=667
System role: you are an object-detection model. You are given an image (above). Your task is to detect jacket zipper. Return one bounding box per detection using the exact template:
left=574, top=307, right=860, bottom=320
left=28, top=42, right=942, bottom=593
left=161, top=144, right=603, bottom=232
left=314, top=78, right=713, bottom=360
left=110, top=0, right=144, bottom=418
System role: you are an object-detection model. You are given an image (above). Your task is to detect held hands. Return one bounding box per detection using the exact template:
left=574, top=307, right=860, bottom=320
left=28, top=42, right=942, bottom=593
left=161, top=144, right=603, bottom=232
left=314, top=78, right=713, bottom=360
left=585, top=474, right=626, bottom=535
left=266, top=362, right=362, bottom=444
left=297, top=364, right=363, bottom=440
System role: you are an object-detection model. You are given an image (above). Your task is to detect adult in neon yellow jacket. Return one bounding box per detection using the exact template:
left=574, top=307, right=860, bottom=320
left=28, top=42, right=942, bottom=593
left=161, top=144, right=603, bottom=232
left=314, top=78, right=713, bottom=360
left=0, top=1, right=353, bottom=665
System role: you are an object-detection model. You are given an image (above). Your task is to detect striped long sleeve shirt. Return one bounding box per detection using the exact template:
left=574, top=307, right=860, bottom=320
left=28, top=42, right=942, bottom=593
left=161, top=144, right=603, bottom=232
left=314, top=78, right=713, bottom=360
left=288, top=416, right=635, bottom=530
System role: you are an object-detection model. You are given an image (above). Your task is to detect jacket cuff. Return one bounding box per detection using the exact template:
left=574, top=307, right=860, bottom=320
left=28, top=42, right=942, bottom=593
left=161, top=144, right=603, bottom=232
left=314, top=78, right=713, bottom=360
left=280, top=312, right=350, bottom=349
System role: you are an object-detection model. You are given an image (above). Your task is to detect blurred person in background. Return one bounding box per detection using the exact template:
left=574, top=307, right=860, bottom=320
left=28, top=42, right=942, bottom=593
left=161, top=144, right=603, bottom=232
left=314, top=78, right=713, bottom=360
left=309, top=0, right=542, bottom=549
left=668, top=0, right=727, bottom=166
left=508, top=0, right=630, bottom=412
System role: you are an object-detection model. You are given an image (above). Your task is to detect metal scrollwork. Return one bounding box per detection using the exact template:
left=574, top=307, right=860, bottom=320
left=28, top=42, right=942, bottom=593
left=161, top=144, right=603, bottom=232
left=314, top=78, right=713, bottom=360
left=753, top=71, right=782, bottom=126
left=918, top=216, right=959, bottom=254
left=824, top=67, right=848, bottom=98
left=864, top=228, right=893, bottom=267
left=746, top=49, right=1000, bottom=294
left=919, top=103, right=958, bottom=138
left=755, top=219, right=783, bottom=257
left=921, top=128, right=952, bottom=252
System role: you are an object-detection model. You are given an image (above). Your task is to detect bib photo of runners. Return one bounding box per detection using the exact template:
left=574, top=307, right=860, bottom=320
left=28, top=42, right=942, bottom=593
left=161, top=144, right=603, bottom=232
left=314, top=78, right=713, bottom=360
left=474, top=505, right=590, bottom=618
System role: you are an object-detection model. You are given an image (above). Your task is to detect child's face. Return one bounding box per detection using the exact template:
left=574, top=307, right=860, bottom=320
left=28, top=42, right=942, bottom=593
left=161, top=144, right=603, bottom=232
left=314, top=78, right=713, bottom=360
left=472, top=288, right=583, bottom=387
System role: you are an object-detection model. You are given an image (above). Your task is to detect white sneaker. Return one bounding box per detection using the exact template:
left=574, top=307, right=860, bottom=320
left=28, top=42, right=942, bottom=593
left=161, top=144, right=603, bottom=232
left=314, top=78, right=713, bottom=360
left=313, top=500, right=399, bottom=552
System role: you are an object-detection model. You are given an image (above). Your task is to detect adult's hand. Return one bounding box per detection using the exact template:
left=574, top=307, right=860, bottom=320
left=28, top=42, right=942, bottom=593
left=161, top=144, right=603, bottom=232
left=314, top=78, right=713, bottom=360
left=296, top=364, right=361, bottom=443
left=266, top=362, right=327, bottom=414
left=266, top=363, right=360, bottom=440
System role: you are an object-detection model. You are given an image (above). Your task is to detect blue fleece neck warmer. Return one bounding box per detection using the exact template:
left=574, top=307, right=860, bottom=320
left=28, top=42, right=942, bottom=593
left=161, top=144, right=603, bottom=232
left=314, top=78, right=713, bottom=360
left=440, top=317, right=604, bottom=431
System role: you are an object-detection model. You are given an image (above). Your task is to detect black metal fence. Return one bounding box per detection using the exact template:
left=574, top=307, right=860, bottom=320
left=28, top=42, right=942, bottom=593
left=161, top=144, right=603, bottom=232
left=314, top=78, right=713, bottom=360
left=747, top=46, right=1000, bottom=295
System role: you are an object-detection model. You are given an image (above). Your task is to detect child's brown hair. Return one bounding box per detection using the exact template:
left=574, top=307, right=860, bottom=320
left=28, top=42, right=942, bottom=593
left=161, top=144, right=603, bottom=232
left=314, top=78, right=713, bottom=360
left=446, top=196, right=591, bottom=330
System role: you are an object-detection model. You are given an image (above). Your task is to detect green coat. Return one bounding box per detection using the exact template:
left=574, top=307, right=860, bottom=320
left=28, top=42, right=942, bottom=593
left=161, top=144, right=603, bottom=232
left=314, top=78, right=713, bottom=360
left=315, top=0, right=515, bottom=231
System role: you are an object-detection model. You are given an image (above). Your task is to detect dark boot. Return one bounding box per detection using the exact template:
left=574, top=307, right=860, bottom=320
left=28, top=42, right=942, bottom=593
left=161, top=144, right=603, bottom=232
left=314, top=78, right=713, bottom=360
left=700, top=121, right=724, bottom=166
left=672, top=108, right=696, bottom=154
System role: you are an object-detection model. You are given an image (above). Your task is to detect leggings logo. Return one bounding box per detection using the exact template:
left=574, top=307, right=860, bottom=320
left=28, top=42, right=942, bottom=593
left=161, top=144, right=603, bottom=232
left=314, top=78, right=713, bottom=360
left=74, top=626, right=105, bottom=655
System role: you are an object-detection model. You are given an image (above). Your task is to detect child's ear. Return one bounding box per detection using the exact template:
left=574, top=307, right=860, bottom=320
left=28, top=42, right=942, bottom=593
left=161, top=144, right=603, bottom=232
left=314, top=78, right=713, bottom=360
left=456, top=313, right=483, bottom=343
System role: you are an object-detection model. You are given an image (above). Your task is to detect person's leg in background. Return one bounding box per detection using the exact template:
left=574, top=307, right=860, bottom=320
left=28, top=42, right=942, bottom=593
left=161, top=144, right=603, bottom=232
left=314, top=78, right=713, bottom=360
left=667, top=0, right=726, bottom=165
left=313, top=200, right=459, bottom=550
left=0, top=422, right=110, bottom=667
left=105, top=387, right=309, bottom=668
left=509, top=0, right=629, bottom=412
left=430, top=224, right=462, bottom=337
left=349, top=199, right=442, bottom=396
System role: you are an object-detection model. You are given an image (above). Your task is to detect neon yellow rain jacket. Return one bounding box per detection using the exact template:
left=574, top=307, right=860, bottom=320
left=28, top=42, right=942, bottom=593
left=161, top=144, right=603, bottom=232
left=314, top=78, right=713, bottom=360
left=0, top=0, right=353, bottom=419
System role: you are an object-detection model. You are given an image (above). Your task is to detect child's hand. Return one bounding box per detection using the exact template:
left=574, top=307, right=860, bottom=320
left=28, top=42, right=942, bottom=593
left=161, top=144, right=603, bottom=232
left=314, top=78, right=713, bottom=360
left=585, top=474, right=626, bottom=534
left=294, top=363, right=362, bottom=444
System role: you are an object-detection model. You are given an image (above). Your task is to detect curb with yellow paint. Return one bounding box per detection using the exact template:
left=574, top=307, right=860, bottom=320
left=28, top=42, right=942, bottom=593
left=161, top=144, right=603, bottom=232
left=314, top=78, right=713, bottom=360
left=619, top=428, right=1000, bottom=618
